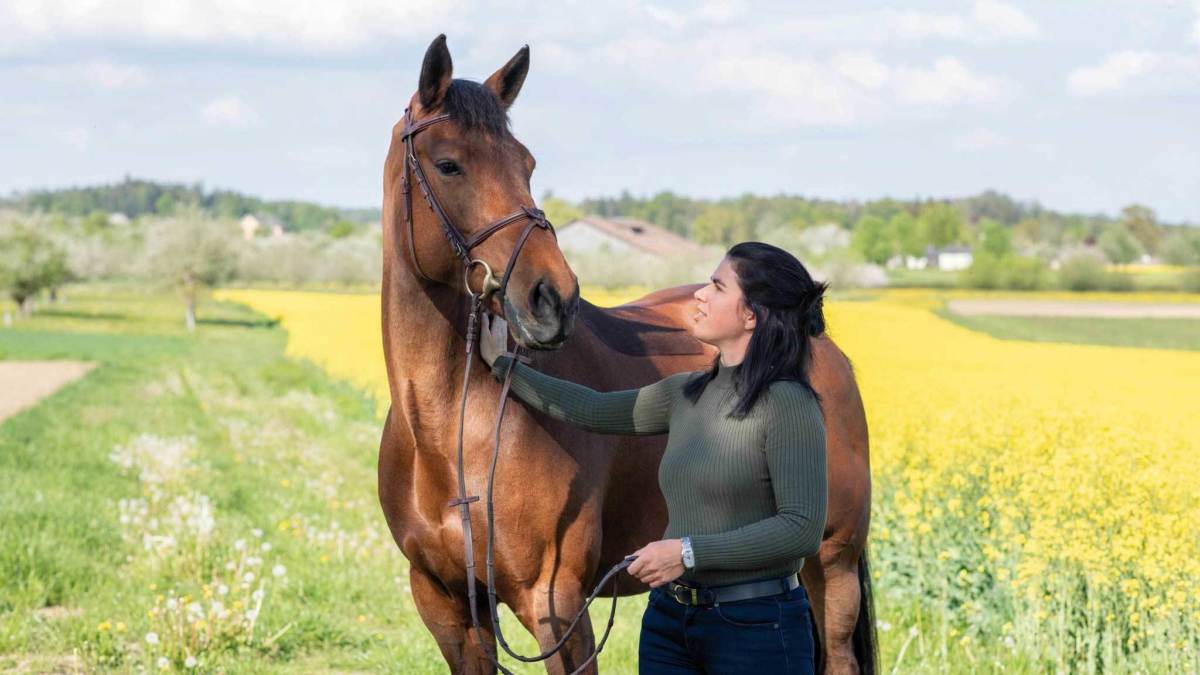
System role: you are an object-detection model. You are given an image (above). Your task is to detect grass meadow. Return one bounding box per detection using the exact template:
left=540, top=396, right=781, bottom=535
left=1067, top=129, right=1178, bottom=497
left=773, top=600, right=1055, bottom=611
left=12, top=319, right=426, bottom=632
left=2, top=282, right=1198, bottom=673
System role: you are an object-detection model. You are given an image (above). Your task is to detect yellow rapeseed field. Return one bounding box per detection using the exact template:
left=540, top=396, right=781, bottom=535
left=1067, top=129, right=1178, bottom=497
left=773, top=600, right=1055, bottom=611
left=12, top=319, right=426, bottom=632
left=215, top=285, right=1200, bottom=671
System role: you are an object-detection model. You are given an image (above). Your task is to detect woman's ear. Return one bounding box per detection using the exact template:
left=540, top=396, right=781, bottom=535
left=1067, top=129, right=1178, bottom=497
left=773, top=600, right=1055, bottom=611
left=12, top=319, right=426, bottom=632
left=742, top=305, right=756, bottom=331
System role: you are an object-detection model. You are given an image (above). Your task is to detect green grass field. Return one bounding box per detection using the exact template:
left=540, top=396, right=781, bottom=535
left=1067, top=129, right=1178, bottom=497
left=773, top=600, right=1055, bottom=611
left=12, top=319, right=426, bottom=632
left=7, top=283, right=1193, bottom=673
left=0, top=285, right=651, bottom=673
left=937, top=310, right=1200, bottom=351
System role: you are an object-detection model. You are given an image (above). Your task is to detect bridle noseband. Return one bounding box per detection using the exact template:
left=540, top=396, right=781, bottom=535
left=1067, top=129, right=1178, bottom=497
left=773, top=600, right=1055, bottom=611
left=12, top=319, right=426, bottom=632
left=400, top=106, right=555, bottom=298
left=399, top=105, right=634, bottom=674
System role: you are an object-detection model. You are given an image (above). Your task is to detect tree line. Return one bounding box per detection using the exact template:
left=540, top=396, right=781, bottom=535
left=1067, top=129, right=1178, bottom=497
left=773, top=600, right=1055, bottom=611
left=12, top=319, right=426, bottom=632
left=1, top=176, right=378, bottom=234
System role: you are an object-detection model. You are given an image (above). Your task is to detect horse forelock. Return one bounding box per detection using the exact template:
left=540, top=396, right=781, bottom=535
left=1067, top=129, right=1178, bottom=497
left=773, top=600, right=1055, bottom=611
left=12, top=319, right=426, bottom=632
left=441, top=79, right=511, bottom=137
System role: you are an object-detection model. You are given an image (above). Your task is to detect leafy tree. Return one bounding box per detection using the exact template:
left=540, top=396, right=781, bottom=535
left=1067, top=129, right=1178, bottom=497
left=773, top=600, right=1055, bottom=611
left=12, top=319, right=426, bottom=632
left=142, top=209, right=238, bottom=331
left=1159, top=229, right=1200, bottom=266
left=0, top=223, right=70, bottom=316
left=1120, top=204, right=1160, bottom=255
left=978, top=218, right=1012, bottom=258
left=888, top=212, right=923, bottom=258
left=540, top=194, right=584, bottom=229
left=917, top=202, right=963, bottom=248
left=327, top=220, right=358, bottom=239
left=692, top=204, right=752, bottom=246
left=851, top=215, right=892, bottom=264
left=82, top=210, right=111, bottom=234
left=1097, top=222, right=1144, bottom=264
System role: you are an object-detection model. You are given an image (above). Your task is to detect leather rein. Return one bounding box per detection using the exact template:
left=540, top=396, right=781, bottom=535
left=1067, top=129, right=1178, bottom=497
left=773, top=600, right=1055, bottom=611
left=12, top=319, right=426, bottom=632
left=399, top=107, right=636, bottom=674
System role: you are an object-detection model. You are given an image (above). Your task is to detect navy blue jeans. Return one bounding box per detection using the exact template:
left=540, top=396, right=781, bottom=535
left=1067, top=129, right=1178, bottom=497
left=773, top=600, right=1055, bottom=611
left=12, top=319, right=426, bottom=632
left=638, top=579, right=816, bottom=674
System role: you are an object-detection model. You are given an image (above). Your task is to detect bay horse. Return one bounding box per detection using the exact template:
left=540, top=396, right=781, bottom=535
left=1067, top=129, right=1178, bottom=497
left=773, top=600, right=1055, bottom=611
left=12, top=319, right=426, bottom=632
left=377, top=34, right=877, bottom=674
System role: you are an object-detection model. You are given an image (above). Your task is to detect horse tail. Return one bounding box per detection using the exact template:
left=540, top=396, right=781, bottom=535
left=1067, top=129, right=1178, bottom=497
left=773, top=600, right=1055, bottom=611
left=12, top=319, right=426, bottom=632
left=853, top=544, right=879, bottom=675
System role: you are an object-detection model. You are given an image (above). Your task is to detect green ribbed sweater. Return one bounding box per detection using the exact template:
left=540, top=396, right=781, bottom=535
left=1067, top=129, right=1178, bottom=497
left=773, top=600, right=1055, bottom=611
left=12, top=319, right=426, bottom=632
left=490, top=354, right=828, bottom=586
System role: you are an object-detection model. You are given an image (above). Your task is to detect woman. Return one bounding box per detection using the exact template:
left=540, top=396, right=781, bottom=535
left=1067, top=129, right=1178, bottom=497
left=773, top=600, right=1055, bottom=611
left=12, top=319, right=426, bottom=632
left=479, top=241, right=828, bottom=674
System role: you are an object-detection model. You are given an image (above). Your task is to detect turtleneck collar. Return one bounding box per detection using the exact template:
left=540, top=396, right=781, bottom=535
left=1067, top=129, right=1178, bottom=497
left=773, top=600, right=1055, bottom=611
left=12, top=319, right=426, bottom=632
left=712, top=359, right=739, bottom=388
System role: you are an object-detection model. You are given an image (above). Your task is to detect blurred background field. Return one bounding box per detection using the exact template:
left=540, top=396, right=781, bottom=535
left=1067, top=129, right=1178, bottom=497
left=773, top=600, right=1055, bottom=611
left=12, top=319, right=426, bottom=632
left=4, top=279, right=1197, bottom=673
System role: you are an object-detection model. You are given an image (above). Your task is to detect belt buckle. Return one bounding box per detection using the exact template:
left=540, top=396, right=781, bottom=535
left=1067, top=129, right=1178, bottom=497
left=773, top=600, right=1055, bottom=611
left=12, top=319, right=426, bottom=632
left=669, top=582, right=699, bottom=606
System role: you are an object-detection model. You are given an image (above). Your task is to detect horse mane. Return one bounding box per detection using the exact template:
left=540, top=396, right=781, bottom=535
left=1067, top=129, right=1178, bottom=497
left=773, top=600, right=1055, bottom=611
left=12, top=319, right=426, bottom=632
left=442, top=79, right=510, bottom=137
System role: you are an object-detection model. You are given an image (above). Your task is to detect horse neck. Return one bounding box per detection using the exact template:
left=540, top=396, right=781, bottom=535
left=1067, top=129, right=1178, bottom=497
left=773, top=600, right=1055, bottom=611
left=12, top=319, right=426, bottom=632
left=381, top=240, right=473, bottom=408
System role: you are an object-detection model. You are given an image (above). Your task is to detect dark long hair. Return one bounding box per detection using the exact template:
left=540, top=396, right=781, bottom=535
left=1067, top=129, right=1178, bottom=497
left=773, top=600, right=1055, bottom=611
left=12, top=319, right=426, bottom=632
left=682, top=241, right=829, bottom=419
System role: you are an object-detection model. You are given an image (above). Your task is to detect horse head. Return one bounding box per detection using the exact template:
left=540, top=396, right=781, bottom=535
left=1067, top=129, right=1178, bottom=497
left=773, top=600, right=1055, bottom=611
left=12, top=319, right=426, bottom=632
left=385, top=34, right=579, bottom=350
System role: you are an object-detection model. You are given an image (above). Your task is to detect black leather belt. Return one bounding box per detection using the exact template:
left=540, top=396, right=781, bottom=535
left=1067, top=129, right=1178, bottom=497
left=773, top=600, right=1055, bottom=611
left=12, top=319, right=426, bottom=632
left=665, top=574, right=799, bottom=607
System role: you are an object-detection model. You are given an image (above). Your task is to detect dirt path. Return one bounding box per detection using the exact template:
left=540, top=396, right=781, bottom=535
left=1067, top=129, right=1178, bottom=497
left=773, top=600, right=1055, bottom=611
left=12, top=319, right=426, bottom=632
left=0, top=361, right=97, bottom=423
left=946, top=299, right=1200, bottom=319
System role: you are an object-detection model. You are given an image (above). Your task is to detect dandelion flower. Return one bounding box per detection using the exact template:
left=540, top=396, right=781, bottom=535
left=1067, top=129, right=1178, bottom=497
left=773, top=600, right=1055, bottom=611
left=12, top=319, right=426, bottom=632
left=184, top=656, right=197, bottom=668
left=157, top=656, right=169, bottom=669
left=272, top=564, right=287, bottom=578
left=146, top=631, right=160, bottom=645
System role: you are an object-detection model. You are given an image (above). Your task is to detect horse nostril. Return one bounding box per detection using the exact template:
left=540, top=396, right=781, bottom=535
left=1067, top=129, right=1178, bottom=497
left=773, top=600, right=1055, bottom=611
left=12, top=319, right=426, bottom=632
left=531, top=279, right=560, bottom=317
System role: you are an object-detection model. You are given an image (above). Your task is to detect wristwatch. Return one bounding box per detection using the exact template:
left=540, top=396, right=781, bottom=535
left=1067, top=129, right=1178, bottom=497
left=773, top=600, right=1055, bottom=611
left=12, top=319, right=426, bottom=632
left=680, top=536, right=695, bottom=570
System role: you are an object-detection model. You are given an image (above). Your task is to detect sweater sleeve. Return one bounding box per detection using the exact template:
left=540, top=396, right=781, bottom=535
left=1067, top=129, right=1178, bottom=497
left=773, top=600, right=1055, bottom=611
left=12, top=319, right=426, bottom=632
left=688, top=385, right=828, bottom=571
left=489, top=354, right=686, bottom=435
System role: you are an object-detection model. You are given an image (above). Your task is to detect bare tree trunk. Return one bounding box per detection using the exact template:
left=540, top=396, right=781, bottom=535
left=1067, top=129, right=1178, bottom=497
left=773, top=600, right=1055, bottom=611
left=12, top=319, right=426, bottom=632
left=184, top=274, right=197, bottom=332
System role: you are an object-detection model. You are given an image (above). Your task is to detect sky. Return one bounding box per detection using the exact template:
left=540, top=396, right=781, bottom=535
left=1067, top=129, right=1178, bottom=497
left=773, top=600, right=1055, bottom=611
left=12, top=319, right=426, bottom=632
left=2, top=0, right=1198, bottom=224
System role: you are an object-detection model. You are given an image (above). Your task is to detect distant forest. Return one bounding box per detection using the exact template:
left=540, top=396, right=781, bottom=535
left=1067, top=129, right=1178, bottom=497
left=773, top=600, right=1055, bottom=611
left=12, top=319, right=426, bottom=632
left=4, top=177, right=1193, bottom=253
left=1, top=176, right=377, bottom=233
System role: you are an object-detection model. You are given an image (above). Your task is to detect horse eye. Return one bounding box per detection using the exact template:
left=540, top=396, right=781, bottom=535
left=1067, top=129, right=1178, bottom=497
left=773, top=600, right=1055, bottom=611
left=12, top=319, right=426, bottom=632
left=435, top=160, right=463, bottom=176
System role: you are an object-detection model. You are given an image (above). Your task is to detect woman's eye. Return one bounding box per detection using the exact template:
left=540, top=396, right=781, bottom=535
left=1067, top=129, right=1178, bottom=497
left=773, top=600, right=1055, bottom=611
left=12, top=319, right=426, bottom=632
left=435, top=160, right=463, bottom=176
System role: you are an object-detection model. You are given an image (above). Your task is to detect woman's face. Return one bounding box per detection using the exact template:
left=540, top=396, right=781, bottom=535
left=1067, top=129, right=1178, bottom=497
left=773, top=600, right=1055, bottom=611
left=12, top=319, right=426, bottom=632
left=691, top=257, right=754, bottom=346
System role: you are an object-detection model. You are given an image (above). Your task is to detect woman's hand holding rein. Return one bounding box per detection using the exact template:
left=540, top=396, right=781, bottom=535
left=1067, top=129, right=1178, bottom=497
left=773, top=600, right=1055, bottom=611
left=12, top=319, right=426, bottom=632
left=479, top=311, right=509, bottom=368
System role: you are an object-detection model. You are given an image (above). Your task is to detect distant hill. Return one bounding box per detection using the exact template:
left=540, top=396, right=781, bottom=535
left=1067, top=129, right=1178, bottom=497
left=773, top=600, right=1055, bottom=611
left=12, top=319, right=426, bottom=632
left=0, top=176, right=381, bottom=232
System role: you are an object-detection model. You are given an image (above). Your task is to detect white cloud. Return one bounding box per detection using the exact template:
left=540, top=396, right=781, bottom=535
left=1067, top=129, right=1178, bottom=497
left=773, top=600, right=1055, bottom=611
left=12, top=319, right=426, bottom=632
left=894, top=57, right=1010, bottom=105
left=1067, top=50, right=1200, bottom=96
left=0, top=0, right=459, bottom=52
left=954, top=127, right=1004, bottom=151
left=201, top=96, right=258, bottom=127
left=971, top=0, right=1042, bottom=40
left=57, top=127, right=90, bottom=150
left=24, top=59, right=148, bottom=89
left=1193, top=1, right=1200, bottom=45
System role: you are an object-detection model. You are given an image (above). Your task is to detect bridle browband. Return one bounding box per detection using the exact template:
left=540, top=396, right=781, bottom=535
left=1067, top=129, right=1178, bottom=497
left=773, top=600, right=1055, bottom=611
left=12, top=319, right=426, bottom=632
left=399, top=105, right=635, bottom=674
left=400, top=106, right=555, bottom=298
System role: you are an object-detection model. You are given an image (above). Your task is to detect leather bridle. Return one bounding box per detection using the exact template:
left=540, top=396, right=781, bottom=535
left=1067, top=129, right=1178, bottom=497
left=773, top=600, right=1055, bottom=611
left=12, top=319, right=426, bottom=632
left=400, top=106, right=555, bottom=299
left=399, top=105, right=636, bottom=674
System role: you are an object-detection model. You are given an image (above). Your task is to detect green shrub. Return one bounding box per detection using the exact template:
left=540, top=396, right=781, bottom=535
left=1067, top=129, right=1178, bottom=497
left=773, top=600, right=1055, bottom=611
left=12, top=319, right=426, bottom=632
left=961, top=253, right=1049, bottom=290
left=1181, top=268, right=1200, bottom=292
left=1058, top=254, right=1107, bottom=291
left=960, top=252, right=1003, bottom=289
left=1001, top=255, right=1050, bottom=290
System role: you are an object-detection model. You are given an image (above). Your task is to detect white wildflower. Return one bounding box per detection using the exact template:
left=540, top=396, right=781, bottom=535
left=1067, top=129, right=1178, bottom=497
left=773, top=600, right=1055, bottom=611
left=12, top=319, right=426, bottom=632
left=146, top=631, right=160, bottom=645
left=184, top=655, right=197, bottom=668
left=157, top=656, right=169, bottom=669
left=243, top=572, right=256, bottom=584
left=234, top=538, right=246, bottom=551
left=260, top=542, right=272, bottom=552
left=217, top=584, right=229, bottom=596
left=252, top=528, right=263, bottom=538
left=272, top=564, right=287, bottom=578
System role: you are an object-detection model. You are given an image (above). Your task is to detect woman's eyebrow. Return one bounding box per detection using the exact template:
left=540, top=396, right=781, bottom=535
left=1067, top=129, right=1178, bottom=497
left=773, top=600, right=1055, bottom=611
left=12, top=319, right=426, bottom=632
left=710, top=277, right=724, bottom=288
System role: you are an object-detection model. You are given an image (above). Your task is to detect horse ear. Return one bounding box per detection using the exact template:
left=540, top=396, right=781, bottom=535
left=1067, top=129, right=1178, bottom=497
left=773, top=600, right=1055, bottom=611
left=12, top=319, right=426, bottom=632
left=419, top=34, right=453, bottom=110
left=483, top=45, right=530, bottom=109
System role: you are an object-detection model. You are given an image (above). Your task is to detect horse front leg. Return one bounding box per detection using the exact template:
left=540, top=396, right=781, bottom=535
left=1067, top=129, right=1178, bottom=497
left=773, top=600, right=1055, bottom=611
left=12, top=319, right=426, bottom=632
left=410, top=565, right=500, bottom=675
left=510, top=578, right=598, bottom=675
